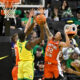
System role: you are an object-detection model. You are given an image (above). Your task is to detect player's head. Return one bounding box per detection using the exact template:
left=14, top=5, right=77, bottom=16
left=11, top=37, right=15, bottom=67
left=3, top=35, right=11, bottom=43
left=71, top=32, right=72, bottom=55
left=54, top=32, right=62, bottom=41
left=25, top=11, right=29, bottom=18
left=11, top=33, right=18, bottom=43
left=62, top=0, right=68, bottom=8
left=18, top=31, right=25, bottom=42
left=76, top=8, right=80, bottom=19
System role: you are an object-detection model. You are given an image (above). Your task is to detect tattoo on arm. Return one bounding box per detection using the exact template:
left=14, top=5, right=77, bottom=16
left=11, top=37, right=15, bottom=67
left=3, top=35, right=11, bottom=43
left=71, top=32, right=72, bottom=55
left=44, top=23, right=53, bottom=40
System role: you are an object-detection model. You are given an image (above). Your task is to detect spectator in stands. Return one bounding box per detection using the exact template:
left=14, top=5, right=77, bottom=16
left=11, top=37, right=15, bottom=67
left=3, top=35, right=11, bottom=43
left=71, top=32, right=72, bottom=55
left=33, top=40, right=46, bottom=57
left=21, top=11, right=33, bottom=28
left=51, top=7, right=59, bottom=21
left=71, top=8, right=80, bottom=26
left=71, top=60, right=80, bottom=72
left=76, top=9, right=80, bottom=26
left=46, top=3, right=51, bottom=19
left=44, top=8, right=49, bottom=19
left=26, top=30, right=37, bottom=44
left=10, top=10, right=22, bottom=30
left=61, top=60, right=67, bottom=73
left=39, top=40, right=46, bottom=57
left=22, top=0, right=25, bottom=4
left=31, top=31, right=37, bottom=40
left=34, top=7, right=49, bottom=18
left=69, top=9, right=80, bottom=49
left=61, top=52, right=80, bottom=80
left=34, top=47, right=44, bottom=70
left=34, top=61, right=44, bottom=80
left=71, top=8, right=80, bottom=37
left=74, top=34, right=80, bottom=49
left=66, top=52, right=78, bottom=70
left=20, top=10, right=25, bottom=18
left=66, top=52, right=80, bottom=79
left=60, top=0, right=73, bottom=20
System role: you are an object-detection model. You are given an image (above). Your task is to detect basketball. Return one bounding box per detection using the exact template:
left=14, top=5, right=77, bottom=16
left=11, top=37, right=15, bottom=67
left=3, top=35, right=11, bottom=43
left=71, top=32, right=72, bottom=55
left=35, top=14, right=46, bottom=25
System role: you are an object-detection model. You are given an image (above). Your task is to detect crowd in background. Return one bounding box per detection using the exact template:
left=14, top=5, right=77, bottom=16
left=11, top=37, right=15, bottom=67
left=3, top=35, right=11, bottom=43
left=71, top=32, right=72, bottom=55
left=0, top=0, right=80, bottom=80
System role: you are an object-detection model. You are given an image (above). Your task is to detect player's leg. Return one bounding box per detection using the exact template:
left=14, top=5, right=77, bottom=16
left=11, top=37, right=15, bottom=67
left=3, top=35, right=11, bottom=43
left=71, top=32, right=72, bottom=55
left=53, top=75, right=62, bottom=80
left=44, top=64, right=53, bottom=80
left=53, top=65, right=59, bottom=79
left=12, top=66, right=18, bottom=80
left=23, top=61, right=34, bottom=80
left=53, top=67, right=62, bottom=80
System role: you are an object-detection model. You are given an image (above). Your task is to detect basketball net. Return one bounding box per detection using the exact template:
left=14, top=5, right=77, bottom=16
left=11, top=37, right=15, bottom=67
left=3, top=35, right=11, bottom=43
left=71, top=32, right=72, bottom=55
left=1, top=1, right=17, bottom=19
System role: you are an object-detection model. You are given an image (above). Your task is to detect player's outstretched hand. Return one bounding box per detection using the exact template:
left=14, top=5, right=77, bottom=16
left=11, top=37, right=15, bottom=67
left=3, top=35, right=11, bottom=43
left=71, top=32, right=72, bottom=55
left=64, top=27, right=70, bottom=34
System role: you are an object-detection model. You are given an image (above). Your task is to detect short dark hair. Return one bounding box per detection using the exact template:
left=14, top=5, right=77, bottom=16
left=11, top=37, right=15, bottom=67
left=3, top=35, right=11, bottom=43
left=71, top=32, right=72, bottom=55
left=61, top=0, right=69, bottom=10
left=76, top=7, right=80, bottom=14
left=11, top=33, right=18, bottom=43
left=37, top=47, right=42, bottom=52
left=18, top=31, right=25, bottom=42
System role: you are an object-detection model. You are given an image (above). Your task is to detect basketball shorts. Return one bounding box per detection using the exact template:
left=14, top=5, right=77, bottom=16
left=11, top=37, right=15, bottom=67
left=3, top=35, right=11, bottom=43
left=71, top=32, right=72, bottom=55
left=44, top=63, right=59, bottom=79
left=18, top=61, right=34, bottom=80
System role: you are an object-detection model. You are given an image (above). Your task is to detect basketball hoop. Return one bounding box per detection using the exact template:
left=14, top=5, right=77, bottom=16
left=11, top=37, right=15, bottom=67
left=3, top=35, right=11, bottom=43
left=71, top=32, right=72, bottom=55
left=0, top=0, right=20, bottom=19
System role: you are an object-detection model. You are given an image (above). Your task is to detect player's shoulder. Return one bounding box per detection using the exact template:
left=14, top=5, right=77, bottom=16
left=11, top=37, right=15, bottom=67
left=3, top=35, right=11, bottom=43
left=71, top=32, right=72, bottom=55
left=59, top=41, right=67, bottom=47
left=48, top=37, right=54, bottom=42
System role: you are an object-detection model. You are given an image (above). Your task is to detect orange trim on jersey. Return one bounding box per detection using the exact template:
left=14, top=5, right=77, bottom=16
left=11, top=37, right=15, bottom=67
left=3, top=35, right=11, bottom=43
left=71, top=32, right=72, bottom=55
left=12, top=66, right=18, bottom=80
left=14, top=44, right=20, bottom=65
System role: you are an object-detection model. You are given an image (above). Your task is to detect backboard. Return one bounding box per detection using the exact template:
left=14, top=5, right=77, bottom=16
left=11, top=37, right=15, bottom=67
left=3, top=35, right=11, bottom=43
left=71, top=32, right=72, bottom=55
left=0, top=0, right=45, bottom=8
left=0, top=0, right=21, bottom=5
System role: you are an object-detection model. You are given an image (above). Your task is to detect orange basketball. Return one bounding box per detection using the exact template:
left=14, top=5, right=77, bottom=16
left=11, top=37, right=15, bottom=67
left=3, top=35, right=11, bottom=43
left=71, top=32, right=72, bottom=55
left=35, top=14, right=46, bottom=25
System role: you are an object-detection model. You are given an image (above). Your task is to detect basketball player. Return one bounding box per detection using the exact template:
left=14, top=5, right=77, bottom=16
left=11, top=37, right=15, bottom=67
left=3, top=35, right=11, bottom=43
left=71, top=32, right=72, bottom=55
left=44, top=23, right=70, bottom=80
left=17, top=10, right=44, bottom=80
left=12, top=10, right=34, bottom=80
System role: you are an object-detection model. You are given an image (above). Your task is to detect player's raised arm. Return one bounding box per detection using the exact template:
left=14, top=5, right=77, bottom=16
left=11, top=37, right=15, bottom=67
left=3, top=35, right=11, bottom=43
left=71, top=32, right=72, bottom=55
left=24, top=9, right=35, bottom=36
left=60, top=28, right=70, bottom=47
left=25, top=23, right=44, bottom=50
left=44, top=22, right=53, bottom=41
